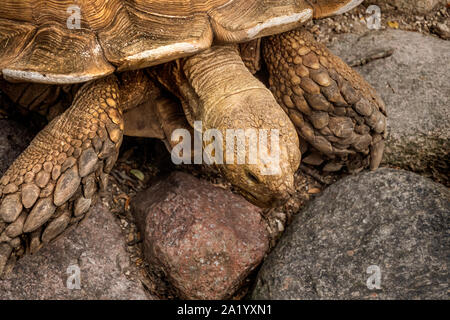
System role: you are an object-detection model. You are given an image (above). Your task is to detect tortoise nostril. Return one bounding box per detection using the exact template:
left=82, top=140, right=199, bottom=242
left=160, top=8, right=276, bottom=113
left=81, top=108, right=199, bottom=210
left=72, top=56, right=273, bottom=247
left=246, top=170, right=260, bottom=184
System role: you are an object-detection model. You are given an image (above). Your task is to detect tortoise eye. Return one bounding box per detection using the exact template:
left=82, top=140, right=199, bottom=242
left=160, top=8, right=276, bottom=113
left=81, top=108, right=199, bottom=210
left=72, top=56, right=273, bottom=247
left=246, top=170, right=260, bottom=184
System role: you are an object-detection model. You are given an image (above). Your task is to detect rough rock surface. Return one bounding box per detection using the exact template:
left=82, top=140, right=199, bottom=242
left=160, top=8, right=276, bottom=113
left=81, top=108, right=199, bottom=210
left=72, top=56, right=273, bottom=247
left=251, top=168, right=449, bottom=300
left=0, top=118, right=149, bottom=299
left=0, top=203, right=150, bottom=299
left=132, top=171, right=269, bottom=300
left=369, top=0, right=445, bottom=14
left=328, top=30, right=450, bottom=185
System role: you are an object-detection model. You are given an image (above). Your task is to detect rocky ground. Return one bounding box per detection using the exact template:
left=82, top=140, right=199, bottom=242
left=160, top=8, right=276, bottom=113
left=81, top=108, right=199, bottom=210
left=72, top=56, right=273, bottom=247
left=0, top=1, right=448, bottom=300
left=251, top=168, right=449, bottom=300
left=308, top=0, right=450, bottom=43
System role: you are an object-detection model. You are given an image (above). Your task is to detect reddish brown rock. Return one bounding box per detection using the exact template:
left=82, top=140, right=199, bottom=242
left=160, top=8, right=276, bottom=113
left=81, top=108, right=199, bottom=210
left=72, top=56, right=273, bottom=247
left=132, top=171, right=269, bottom=300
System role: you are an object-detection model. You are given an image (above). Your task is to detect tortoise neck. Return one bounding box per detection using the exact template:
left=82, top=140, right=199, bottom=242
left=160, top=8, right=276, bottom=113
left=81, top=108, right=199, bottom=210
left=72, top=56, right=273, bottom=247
left=182, top=45, right=268, bottom=117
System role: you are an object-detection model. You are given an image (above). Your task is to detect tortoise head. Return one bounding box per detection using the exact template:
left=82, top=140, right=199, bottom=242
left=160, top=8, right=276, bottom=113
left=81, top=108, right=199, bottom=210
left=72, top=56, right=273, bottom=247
left=207, top=92, right=301, bottom=208
left=217, top=139, right=299, bottom=208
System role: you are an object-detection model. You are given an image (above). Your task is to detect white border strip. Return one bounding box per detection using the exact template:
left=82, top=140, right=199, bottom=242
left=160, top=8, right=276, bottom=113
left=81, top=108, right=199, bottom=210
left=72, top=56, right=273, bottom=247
left=246, top=9, right=313, bottom=39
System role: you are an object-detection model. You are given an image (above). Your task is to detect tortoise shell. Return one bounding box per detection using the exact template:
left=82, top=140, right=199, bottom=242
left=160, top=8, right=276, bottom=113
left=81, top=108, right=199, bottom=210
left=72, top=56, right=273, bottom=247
left=0, top=0, right=362, bottom=84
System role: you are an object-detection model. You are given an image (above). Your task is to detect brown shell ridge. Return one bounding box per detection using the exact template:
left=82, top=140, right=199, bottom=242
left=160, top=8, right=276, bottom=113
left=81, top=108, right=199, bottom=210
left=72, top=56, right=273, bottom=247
left=2, top=24, right=115, bottom=84
left=0, top=0, right=361, bottom=84
left=207, top=0, right=314, bottom=43
left=0, top=18, right=37, bottom=77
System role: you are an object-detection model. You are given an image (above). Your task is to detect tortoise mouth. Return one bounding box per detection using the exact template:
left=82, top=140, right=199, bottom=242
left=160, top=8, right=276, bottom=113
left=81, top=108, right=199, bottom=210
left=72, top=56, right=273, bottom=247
left=236, top=185, right=288, bottom=208
left=237, top=186, right=268, bottom=207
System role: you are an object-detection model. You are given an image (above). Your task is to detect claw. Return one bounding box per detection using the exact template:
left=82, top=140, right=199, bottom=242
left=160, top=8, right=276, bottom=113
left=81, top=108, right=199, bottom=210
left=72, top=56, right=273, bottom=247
left=0, top=75, right=123, bottom=276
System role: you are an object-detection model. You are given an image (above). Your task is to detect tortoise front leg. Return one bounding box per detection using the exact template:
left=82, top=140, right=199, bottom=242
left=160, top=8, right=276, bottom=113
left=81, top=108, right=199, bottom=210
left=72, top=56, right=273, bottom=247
left=0, top=75, right=123, bottom=276
left=263, top=29, right=387, bottom=173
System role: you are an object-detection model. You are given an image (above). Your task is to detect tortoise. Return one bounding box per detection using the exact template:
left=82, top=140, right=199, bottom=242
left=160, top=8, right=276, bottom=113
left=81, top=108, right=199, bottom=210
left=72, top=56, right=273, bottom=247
left=0, top=0, right=386, bottom=276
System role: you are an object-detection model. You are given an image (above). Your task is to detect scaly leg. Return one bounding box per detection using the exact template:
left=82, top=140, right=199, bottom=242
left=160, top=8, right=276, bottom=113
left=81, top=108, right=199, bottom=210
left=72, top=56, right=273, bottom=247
left=263, top=29, right=387, bottom=173
left=0, top=75, right=123, bottom=276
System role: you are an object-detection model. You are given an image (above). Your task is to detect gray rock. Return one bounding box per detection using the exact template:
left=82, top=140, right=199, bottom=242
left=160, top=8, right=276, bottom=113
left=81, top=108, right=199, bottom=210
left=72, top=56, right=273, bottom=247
left=132, top=171, right=269, bottom=300
left=328, top=30, right=450, bottom=185
left=368, top=0, right=445, bottom=13
left=0, top=203, right=150, bottom=299
left=251, top=168, right=449, bottom=299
